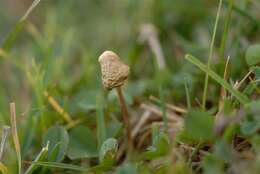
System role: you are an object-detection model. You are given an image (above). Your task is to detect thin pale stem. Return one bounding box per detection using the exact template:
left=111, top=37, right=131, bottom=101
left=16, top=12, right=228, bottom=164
left=10, top=102, right=22, bottom=174
left=234, top=70, right=252, bottom=90
left=218, top=56, right=230, bottom=112
left=219, top=0, right=234, bottom=61
left=202, top=0, right=223, bottom=110
left=184, top=78, right=191, bottom=109
left=0, top=126, right=10, bottom=161
left=159, top=85, right=168, bottom=132
left=116, top=87, right=133, bottom=152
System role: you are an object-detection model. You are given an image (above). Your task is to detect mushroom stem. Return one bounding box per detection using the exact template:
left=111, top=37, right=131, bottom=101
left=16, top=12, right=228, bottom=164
left=116, top=87, right=133, bottom=151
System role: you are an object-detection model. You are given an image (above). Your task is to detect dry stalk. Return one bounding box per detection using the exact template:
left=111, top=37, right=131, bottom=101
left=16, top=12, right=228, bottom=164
left=139, top=23, right=166, bottom=69
left=140, top=103, right=184, bottom=124
left=149, top=95, right=187, bottom=114
left=44, top=90, right=73, bottom=124
left=132, top=110, right=151, bottom=138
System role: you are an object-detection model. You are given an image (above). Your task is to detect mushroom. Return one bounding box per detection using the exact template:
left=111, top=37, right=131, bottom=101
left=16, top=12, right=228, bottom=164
left=98, top=51, right=133, bottom=151
left=99, top=51, right=130, bottom=90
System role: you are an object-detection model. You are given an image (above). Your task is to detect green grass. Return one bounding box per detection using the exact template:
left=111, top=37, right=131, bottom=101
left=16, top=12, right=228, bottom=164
left=202, top=0, right=223, bottom=110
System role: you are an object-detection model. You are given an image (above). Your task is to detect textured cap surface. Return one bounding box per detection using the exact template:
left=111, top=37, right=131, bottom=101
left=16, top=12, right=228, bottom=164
left=99, top=51, right=130, bottom=90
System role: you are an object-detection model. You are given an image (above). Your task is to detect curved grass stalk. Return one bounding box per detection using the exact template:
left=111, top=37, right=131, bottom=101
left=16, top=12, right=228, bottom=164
left=202, top=0, right=223, bottom=110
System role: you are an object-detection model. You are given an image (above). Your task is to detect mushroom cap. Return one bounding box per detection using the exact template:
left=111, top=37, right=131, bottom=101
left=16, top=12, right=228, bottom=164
left=99, top=51, right=130, bottom=90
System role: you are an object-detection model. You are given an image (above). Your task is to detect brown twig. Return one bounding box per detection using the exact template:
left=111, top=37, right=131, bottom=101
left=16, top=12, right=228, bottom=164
left=44, top=90, right=73, bottom=124
left=178, top=143, right=209, bottom=156
left=139, top=23, right=166, bottom=69
left=132, top=110, right=151, bottom=138
left=234, top=70, right=252, bottom=90
left=149, top=96, right=187, bottom=114
left=140, top=103, right=184, bottom=124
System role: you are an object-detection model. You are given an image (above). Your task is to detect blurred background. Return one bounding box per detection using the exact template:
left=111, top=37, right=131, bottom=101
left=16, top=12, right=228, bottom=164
left=0, top=0, right=260, bottom=172
left=1, top=0, right=260, bottom=110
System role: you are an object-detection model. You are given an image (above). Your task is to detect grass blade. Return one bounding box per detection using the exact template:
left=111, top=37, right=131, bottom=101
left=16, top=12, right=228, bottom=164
left=1, top=0, right=41, bottom=51
left=223, top=0, right=259, bottom=30
left=10, top=103, right=22, bottom=174
left=31, top=161, right=88, bottom=172
left=202, top=0, right=223, bottom=110
left=159, top=85, right=168, bottom=132
left=184, top=79, right=191, bottom=109
left=0, top=162, right=8, bottom=174
left=31, top=161, right=107, bottom=173
left=220, top=0, right=234, bottom=61
left=24, top=144, right=48, bottom=174
left=96, top=94, right=106, bottom=148
left=185, top=54, right=249, bottom=105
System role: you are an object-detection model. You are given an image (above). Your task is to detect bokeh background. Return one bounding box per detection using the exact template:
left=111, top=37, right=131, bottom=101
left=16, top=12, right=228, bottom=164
left=1, top=0, right=260, bottom=173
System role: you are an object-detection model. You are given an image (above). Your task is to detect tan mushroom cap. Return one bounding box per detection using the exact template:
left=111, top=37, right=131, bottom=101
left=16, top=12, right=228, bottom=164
left=98, top=51, right=130, bottom=90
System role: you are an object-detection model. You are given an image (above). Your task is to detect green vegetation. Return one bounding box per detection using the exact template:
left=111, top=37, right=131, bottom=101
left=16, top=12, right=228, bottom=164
left=1, top=0, right=260, bottom=173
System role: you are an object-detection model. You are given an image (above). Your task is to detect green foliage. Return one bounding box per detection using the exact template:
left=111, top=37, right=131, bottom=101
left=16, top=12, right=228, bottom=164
left=185, top=54, right=249, bottom=105
left=67, top=126, right=98, bottom=160
left=241, top=120, right=260, bottom=136
left=24, top=144, right=48, bottom=174
left=171, top=161, right=190, bottom=174
left=246, top=44, right=260, bottom=66
left=246, top=99, right=260, bottom=113
left=1, top=0, right=41, bottom=52
left=114, top=163, right=138, bottom=174
left=99, top=138, right=118, bottom=167
left=181, top=110, right=215, bottom=142
left=96, top=94, right=106, bottom=148
left=1, top=0, right=260, bottom=173
left=144, top=132, right=170, bottom=160
left=106, top=120, right=123, bottom=138
left=202, top=154, right=225, bottom=174
left=202, top=140, right=232, bottom=174
left=42, top=126, right=69, bottom=162
left=249, top=66, right=260, bottom=92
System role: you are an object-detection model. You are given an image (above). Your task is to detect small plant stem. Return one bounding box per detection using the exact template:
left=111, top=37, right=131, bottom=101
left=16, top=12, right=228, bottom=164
left=10, top=102, right=22, bottom=174
left=219, top=0, right=234, bottom=61
left=96, top=94, right=106, bottom=149
left=149, top=96, right=187, bottom=114
left=159, top=85, right=168, bottom=132
left=202, top=0, right=223, bottom=110
left=116, top=87, right=133, bottom=152
left=218, top=56, right=230, bottom=114
left=218, top=0, right=234, bottom=100
left=151, top=123, right=160, bottom=144
left=184, top=78, right=191, bottom=109
left=187, top=141, right=202, bottom=167
left=44, top=90, right=73, bottom=124
left=0, top=126, right=10, bottom=161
